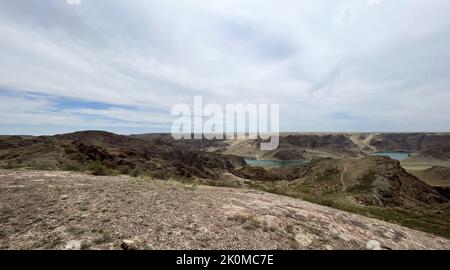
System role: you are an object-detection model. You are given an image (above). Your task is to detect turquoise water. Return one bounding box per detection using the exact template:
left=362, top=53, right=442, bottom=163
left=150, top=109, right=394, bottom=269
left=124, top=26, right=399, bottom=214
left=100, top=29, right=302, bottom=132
left=244, top=152, right=410, bottom=167
left=244, top=159, right=308, bottom=168
left=369, top=152, right=410, bottom=161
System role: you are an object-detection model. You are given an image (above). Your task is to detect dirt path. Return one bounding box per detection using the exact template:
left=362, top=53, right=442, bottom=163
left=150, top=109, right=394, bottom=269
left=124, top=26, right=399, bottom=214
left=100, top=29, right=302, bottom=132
left=340, top=162, right=349, bottom=191
left=349, top=133, right=377, bottom=152
left=1, top=170, right=449, bottom=250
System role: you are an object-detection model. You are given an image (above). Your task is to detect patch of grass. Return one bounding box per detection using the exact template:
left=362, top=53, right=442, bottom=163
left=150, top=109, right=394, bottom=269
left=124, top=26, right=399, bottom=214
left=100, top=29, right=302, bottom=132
left=148, top=170, right=173, bottom=180
left=0, top=229, right=7, bottom=239
left=244, top=221, right=261, bottom=231
left=30, top=163, right=56, bottom=171
left=347, top=171, right=376, bottom=193
left=86, top=161, right=114, bottom=176
left=81, top=241, right=91, bottom=250
left=174, top=176, right=242, bottom=189
left=227, top=214, right=249, bottom=223
left=66, top=226, right=85, bottom=237
left=339, top=204, right=450, bottom=239
left=314, top=168, right=340, bottom=182
left=78, top=205, right=90, bottom=212
left=38, top=234, right=63, bottom=249
left=94, top=229, right=114, bottom=244
left=143, top=244, right=153, bottom=250
left=60, top=163, right=83, bottom=171
left=102, top=217, right=111, bottom=223
left=184, top=184, right=197, bottom=191
left=0, top=163, right=22, bottom=169
left=227, top=214, right=260, bottom=230
left=129, top=168, right=141, bottom=177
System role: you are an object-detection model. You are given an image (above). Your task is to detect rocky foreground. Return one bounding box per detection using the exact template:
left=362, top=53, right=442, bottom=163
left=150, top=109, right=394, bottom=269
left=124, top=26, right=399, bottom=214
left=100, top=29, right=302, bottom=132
left=1, top=170, right=449, bottom=250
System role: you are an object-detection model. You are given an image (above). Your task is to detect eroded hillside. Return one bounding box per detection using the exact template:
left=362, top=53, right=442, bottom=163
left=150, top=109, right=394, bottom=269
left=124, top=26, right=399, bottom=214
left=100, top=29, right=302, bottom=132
left=1, top=131, right=449, bottom=239
left=0, top=131, right=245, bottom=179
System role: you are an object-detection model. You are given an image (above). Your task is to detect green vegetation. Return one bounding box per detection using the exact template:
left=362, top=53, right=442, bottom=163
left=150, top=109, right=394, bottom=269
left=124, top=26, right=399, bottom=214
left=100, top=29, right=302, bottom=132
left=143, top=244, right=153, bottom=250
left=37, top=234, right=63, bottom=249
left=133, top=172, right=450, bottom=238
left=1, top=155, right=449, bottom=239
left=0, top=163, right=22, bottom=170
left=347, top=171, right=376, bottom=193
left=244, top=180, right=450, bottom=239
left=66, top=226, right=85, bottom=237
left=86, top=161, right=114, bottom=176
left=314, top=168, right=340, bottom=182
left=94, top=229, right=114, bottom=244
left=227, top=214, right=260, bottom=231
left=81, top=241, right=91, bottom=250
left=0, top=229, right=6, bottom=239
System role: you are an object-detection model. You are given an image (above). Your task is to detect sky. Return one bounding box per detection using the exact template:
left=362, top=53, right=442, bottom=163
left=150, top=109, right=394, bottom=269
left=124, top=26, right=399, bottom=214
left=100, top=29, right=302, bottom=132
left=0, top=0, right=450, bottom=135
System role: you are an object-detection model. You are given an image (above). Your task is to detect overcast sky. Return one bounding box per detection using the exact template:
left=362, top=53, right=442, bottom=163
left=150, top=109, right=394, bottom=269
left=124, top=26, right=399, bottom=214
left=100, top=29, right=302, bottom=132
left=1, top=0, right=450, bottom=135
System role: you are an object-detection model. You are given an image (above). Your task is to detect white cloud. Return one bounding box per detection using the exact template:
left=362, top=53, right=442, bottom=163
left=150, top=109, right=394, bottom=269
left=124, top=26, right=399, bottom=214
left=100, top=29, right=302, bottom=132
left=68, top=108, right=174, bottom=124
left=0, top=0, right=449, bottom=133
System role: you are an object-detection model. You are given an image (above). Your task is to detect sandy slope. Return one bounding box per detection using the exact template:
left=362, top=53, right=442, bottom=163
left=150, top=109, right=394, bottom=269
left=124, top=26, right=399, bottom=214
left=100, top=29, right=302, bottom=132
left=0, top=170, right=449, bottom=250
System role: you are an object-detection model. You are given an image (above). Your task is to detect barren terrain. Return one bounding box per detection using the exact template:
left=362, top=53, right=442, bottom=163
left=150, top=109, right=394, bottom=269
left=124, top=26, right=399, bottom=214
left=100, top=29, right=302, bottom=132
left=1, top=170, right=449, bottom=250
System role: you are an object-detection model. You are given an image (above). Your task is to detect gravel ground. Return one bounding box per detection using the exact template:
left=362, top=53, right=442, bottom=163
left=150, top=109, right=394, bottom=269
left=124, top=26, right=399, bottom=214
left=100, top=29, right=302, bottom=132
left=1, top=169, right=449, bottom=250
